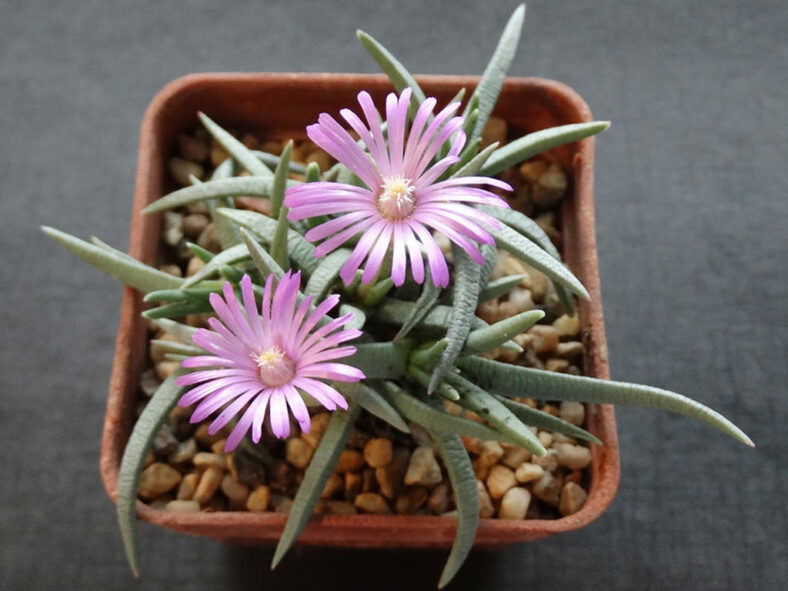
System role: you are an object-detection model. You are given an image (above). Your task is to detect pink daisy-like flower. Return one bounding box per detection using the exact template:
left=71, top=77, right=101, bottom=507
left=284, top=88, right=512, bottom=288
left=175, top=273, right=364, bottom=451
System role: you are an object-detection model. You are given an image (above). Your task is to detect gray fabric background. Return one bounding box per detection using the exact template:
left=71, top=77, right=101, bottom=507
left=1, top=0, right=785, bottom=589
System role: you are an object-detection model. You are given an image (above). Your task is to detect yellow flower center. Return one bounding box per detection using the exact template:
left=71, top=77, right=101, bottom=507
left=255, top=346, right=296, bottom=387
left=377, top=174, right=416, bottom=220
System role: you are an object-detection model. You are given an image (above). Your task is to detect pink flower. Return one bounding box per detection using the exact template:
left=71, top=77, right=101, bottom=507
left=175, top=273, right=364, bottom=450
left=284, top=89, right=512, bottom=288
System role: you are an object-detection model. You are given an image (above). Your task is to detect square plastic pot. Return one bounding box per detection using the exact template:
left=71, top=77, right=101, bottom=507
left=100, top=72, right=620, bottom=547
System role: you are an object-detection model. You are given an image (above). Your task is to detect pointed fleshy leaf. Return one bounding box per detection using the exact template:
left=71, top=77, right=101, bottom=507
left=270, top=206, right=291, bottom=270
left=150, top=339, right=204, bottom=357
left=443, top=137, right=482, bottom=179
left=43, top=227, right=181, bottom=293
left=239, top=228, right=285, bottom=281
left=496, top=396, right=601, bottom=445
left=457, top=356, right=754, bottom=447
left=451, top=142, right=499, bottom=178
left=339, top=304, right=366, bottom=331
left=198, top=112, right=273, bottom=178
left=481, top=121, right=610, bottom=177
left=429, top=246, right=482, bottom=393
left=478, top=274, right=527, bottom=302
left=374, top=298, right=487, bottom=333
left=117, top=371, right=185, bottom=575
left=478, top=243, right=498, bottom=288
left=253, top=150, right=307, bottom=176
left=356, top=30, right=426, bottom=117
left=362, top=278, right=394, bottom=307
left=142, top=299, right=214, bottom=320
left=408, top=364, right=461, bottom=402
left=429, top=430, right=479, bottom=589
left=336, top=382, right=409, bottom=433
left=446, top=371, right=546, bottom=456
left=151, top=319, right=198, bottom=344
left=409, top=339, right=449, bottom=368
left=143, top=176, right=277, bottom=214
left=304, top=248, right=353, bottom=299
left=393, top=270, right=442, bottom=342
left=201, top=158, right=242, bottom=249
left=346, top=341, right=411, bottom=379
left=272, top=403, right=360, bottom=569
left=381, top=381, right=518, bottom=444
left=180, top=243, right=249, bottom=288
left=269, top=140, right=292, bottom=219
left=469, top=4, right=526, bottom=142
left=217, top=208, right=319, bottom=274
left=463, top=310, right=543, bottom=355
left=493, top=224, right=588, bottom=299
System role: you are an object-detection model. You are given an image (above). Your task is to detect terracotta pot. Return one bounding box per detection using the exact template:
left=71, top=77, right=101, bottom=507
left=100, top=73, right=620, bottom=547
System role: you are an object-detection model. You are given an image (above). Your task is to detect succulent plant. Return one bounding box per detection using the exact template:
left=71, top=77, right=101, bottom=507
left=42, top=4, right=751, bottom=588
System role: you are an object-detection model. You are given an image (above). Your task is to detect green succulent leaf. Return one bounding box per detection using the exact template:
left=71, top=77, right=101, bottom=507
left=271, top=206, right=291, bottom=270
left=142, top=300, right=214, bottom=320
left=429, top=246, right=482, bottom=393
left=496, top=396, right=601, bottom=444
left=339, top=303, right=366, bottom=331
left=463, top=310, right=544, bottom=355
left=143, top=176, right=277, bottom=214
left=239, top=228, right=285, bottom=281
left=346, top=341, right=411, bottom=379
left=362, top=278, right=394, bottom=307
left=451, top=141, right=499, bottom=178
left=150, top=339, right=204, bottom=357
left=458, top=356, right=754, bottom=446
left=408, top=364, right=461, bottom=402
left=270, top=140, right=292, bottom=220
left=409, top=339, right=450, bottom=368
left=198, top=112, right=273, bottom=179
left=381, top=381, right=518, bottom=444
left=493, top=224, right=588, bottom=299
left=356, top=30, right=427, bottom=117
left=445, top=371, right=546, bottom=456
left=393, top=271, right=442, bottom=342
left=336, top=382, right=409, bottom=433
left=180, top=243, right=249, bottom=288
left=478, top=243, right=498, bottom=288
left=116, top=371, right=185, bottom=576
left=42, top=227, right=181, bottom=293
left=469, top=4, right=526, bottom=143
left=217, top=208, right=319, bottom=275
left=478, top=274, right=527, bottom=302
left=480, top=121, right=611, bottom=177
left=151, top=319, right=198, bottom=344
left=374, top=297, right=488, bottom=333
left=304, top=248, right=353, bottom=299
left=304, top=161, right=321, bottom=183
left=444, top=137, right=482, bottom=179
left=271, top=402, right=360, bottom=569
left=197, top=159, right=242, bottom=249
left=429, top=430, right=479, bottom=589
left=253, top=150, right=307, bottom=176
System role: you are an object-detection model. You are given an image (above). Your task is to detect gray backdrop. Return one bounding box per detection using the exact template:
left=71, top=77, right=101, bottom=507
left=1, top=0, right=785, bottom=589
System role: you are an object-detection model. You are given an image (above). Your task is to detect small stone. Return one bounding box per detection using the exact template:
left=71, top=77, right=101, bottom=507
left=546, top=358, right=570, bottom=373
left=230, top=449, right=266, bottom=488
left=176, top=473, right=199, bottom=500
left=499, top=487, right=532, bottom=520
left=210, top=439, right=227, bottom=454
left=325, top=500, right=357, bottom=514
left=193, top=452, right=227, bottom=470
left=286, top=438, right=314, bottom=468
left=305, top=150, right=332, bottom=171
left=246, top=485, right=271, bottom=512
left=273, top=495, right=293, bottom=514
left=138, top=463, right=182, bottom=499
left=168, top=157, right=204, bottom=186
left=142, top=450, right=155, bottom=468
left=541, top=404, right=560, bottom=417
left=376, top=447, right=410, bottom=499
left=210, top=141, right=229, bottom=167
left=532, top=163, right=568, bottom=208
left=354, top=492, right=391, bottom=514
left=194, top=423, right=224, bottom=447
left=321, top=473, right=343, bottom=499
left=363, top=438, right=393, bottom=468
left=476, top=480, right=495, bottom=518
left=346, top=429, right=371, bottom=450
left=165, top=500, right=200, bottom=513
left=560, top=401, right=586, bottom=426
left=152, top=425, right=178, bottom=456
left=335, top=450, right=365, bottom=473
left=395, top=486, right=429, bottom=514
left=554, top=442, right=592, bottom=469
left=158, top=264, right=182, bottom=278
left=476, top=440, right=504, bottom=468
left=169, top=438, right=198, bottom=464
left=528, top=325, right=560, bottom=354
left=302, top=412, right=330, bottom=448
left=177, top=134, right=209, bottom=162
left=344, top=471, right=362, bottom=501
left=537, top=430, right=553, bottom=448
left=186, top=256, right=206, bottom=277
left=183, top=213, right=209, bottom=239
left=552, top=432, right=577, bottom=444
left=559, top=482, right=588, bottom=516
left=193, top=466, right=224, bottom=504
left=427, top=484, right=450, bottom=514
left=362, top=468, right=377, bottom=493
left=531, top=449, right=559, bottom=472
left=515, top=462, right=544, bottom=483
left=508, top=288, right=535, bottom=312
left=197, top=223, right=220, bottom=253
left=481, top=116, right=507, bottom=147
left=261, top=139, right=283, bottom=155
left=564, top=469, right=583, bottom=485
left=553, top=314, right=581, bottom=337
left=155, top=361, right=180, bottom=381
left=221, top=474, right=250, bottom=507
left=472, top=458, right=491, bottom=481
left=486, top=465, right=516, bottom=499
left=139, top=368, right=161, bottom=397
left=519, top=160, right=548, bottom=182
left=522, top=266, right=549, bottom=302
left=404, top=447, right=443, bottom=486
left=533, top=473, right=562, bottom=506
left=267, top=460, right=293, bottom=494
left=556, top=341, right=584, bottom=358
left=500, top=445, right=530, bottom=469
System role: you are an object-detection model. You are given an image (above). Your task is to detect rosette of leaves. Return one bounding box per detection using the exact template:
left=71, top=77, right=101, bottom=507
left=42, top=5, right=751, bottom=588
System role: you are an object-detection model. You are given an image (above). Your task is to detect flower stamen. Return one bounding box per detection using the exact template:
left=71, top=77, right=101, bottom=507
left=377, top=174, right=416, bottom=220
left=254, top=345, right=296, bottom=387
